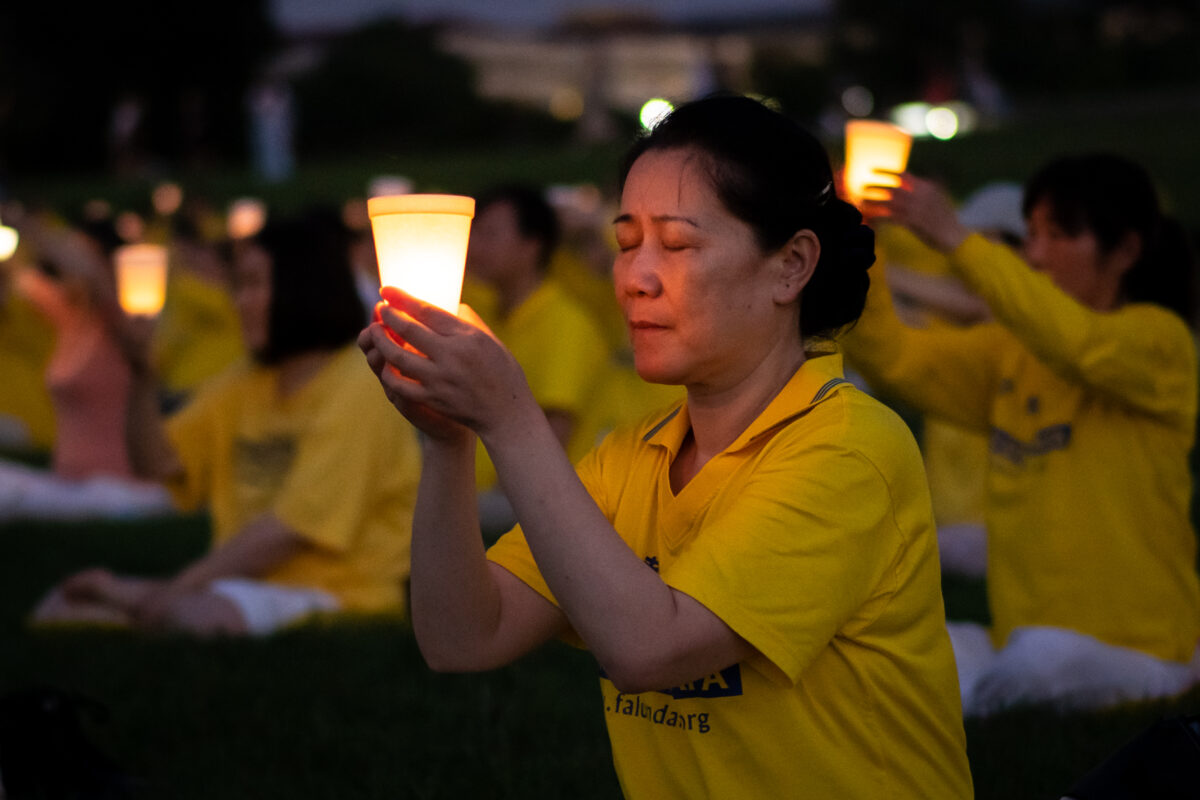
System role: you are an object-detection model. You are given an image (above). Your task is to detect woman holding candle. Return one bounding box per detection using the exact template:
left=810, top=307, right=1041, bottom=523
left=34, top=209, right=420, bottom=635
left=0, top=210, right=173, bottom=521
left=360, top=96, right=972, bottom=798
left=843, top=154, right=1200, bottom=716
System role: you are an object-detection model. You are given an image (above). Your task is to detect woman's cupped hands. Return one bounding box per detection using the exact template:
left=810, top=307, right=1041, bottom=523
left=358, top=286, right=532, bottom=442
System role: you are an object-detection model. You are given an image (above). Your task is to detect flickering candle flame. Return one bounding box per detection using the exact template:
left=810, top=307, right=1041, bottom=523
left=367, top=194, right=475, bottom=314
left=114, top=243, right=169, bottom=316
left=843, top=120, right=913, bottom=210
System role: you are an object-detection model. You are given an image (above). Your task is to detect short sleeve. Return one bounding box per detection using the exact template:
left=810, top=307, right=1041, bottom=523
left=270, top=372, right=417, bottom=552
left=665, top=437, right=906, bottom=687
left=165, top=369, right=241, bottom=511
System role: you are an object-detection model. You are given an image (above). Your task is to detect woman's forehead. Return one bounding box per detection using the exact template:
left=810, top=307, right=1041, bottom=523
left=622, top=148, right=717, bottom=213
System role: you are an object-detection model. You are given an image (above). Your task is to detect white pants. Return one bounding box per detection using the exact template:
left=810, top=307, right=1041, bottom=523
left=0, top=461, right=173, bottom=523
left=949, top=622, right=1200, bottom=717
left=209, top=579, right=340, bottom=636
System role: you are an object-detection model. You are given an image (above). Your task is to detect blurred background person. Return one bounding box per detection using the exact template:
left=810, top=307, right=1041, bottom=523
left=0, top=213, right=56, bottom=456
left=33, top=208, right=420, bottom=635
left=0, top=209, right=173, bottom=521
left=863, top=181, right=1026, bottom=578
left=844, top=154, right=1200, bottom=716
left=150, top=213, right=247, bottom=412
left=462, top=184, right=610, bottom=539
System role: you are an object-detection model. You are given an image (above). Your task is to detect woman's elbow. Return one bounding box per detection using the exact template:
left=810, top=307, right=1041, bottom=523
left=596, top=653, right=675, bottom=696
left=412, top=624, right=505, bottom=674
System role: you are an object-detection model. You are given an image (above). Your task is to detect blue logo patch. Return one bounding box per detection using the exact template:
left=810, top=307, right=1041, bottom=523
left=990, top=423, right=1071, bottom=465
left=657, top=665, right=743, bottom=699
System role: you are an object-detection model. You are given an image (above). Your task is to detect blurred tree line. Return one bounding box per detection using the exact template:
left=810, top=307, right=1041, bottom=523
left=0, top=0, right=275, bottom=178
left=754, top=0, right=1200, bottom=122
left=0, top=4, right=568, bottom=181
left=2, top=0, right=1196, bottom=180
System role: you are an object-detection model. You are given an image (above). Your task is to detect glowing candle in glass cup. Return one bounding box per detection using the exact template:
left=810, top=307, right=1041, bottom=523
left=114, top=243, right=169, bottom=317
left=843, top=120, right=913, bottom=210
left=367, top=194, right=475, bottom=314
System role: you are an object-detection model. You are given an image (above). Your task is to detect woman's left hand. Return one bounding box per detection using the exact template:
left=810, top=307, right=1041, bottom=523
left=359, top=287, right=536, bottom=442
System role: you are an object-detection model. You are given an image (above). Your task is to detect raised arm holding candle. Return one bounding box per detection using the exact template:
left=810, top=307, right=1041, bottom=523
left=0, top=212, right=173, bottom=521
left=360, top=96, right=972, bottom=798
left=843, top=155, right=1200, bottom=716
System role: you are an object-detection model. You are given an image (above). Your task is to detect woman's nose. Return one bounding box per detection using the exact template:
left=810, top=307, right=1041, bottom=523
left=620, top=248, right=663, bottom=298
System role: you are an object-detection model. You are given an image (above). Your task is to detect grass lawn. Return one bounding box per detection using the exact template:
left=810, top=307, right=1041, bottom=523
left=1, top=514, right=1197, bottom=798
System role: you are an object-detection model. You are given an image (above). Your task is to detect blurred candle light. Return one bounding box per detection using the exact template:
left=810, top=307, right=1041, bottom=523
left=114, top=243, right=169, bottom=316
left=152, top=182, right=184, bottom=216
left=367, top=194, right=475, bottom=314
left=227, top=197, right=268, bottom=240
left=0, top=224, right=18, bottom=261
left=843, top=120, right=913, bottom=209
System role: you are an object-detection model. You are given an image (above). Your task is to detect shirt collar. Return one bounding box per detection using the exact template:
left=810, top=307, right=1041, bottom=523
left=642, top=351, right=851, bottom=457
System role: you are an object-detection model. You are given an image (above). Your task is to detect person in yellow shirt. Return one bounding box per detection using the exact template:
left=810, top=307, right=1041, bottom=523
left=845, top=154, right=1200, bottom=715
left=863, top=184, right=1026, bottom=578
left=0, top=266, right=56, bottom=453
left=360, top=96, right=971, bottom=798
left=34, top=208, right=419, bottom=635
left=464, top=184, right=611, bottom=538
left=151, top=219, right=246, bottom=410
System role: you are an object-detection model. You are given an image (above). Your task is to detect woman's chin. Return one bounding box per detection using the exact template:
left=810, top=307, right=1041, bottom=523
left=634, top=359, right=685, bottom=387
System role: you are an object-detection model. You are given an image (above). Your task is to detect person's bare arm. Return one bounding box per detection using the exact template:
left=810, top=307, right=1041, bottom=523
left=362, top=291, right=754, bottom=692
left=134, top=514, right=308, bottom=626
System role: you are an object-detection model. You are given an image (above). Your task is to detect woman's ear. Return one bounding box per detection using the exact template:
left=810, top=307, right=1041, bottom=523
left=773, top=229, right=820, bottom=305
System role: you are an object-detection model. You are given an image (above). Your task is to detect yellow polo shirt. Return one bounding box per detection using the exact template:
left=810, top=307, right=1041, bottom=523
left=488, top=353, right=972, bottom=799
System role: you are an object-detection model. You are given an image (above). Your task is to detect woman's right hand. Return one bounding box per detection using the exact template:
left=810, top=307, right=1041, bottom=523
left=360, top=287, right=541, bottom=446
left=359, top=301, right=467, bottom=441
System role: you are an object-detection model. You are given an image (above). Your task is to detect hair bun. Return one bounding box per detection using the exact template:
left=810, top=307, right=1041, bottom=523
left=824, top=199, right=876, bottom=274
left=800, top=198, right=875, bottom=339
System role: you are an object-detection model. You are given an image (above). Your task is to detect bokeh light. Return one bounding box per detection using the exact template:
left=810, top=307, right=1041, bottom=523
left=115, top=211, right=146, bottom=243
left=639, top=98, right=674, bottom=131
left=227, top=197, right=268, bottom=240
left=0, top=225, right=18, bottom=261
left=890, top=102, right=932, bottom=137
left=152, top=182, right=184, bottom=216
left=549, top=87, right=585, bottom=121
left=841, top=86, right=875, bottom=118
left=925, top=106, right=960, bottom=140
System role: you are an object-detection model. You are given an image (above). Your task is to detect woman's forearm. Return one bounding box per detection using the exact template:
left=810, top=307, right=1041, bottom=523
left=169, top=514, right=305, bottom=592
left=409, top=432, right=521, bottom=670
left=125, top=371, right=183, bottom=482
left=482, top=402, right=745, bottom=693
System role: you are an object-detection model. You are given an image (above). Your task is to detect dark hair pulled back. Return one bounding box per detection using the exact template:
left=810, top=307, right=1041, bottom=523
left=1023, top=153, right=1197, bottom=327
left=619, top=94, right=875, bottom=339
